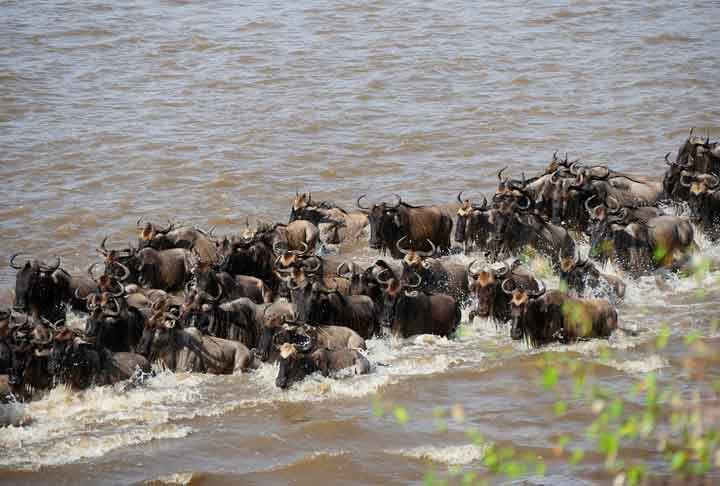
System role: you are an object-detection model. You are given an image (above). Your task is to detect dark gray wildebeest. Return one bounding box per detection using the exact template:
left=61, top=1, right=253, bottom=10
left=376, top=272, right=461, bottom=338
left=508, top=283, right=618, bottom=347
left=586, top=199, right=697, bottom=275
left=558, top=250, right=626, bottom=303
left=664, top=130, right=720, bottom=199
left=357, top=194, right=453, bottom=258
left=466, top=258, right=541, bottom=324
left=274, top=342, right=371, bottom=389
left=136, top=311, right=257, bottom=374
left=677, top=171, right=720, bottom=241
left=394, top=237, right=469, bottom=304
left=290, top=280, right=377, bottom=339
left=190, top=257, right=271, bottom=305
left=48, top=327, right=150, bottom=391
left=256, top=322, right=366, bottom=363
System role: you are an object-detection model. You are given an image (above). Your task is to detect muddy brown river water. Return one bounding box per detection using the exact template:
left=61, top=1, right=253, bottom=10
left=1, top=0, right=719, bottom=484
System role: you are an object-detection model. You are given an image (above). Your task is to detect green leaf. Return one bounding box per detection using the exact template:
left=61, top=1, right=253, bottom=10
left=684, top=330, right=701, bottom=346
left=656, top=325, right=670, bottom=349
left=393, top=406, right=409, bottom=425
left=626, top=465, right=645, bottom=486
left=553, top=400, right=568, bottom=416
left=670, top=451, right=687, bottom=472
left=541, top=366, right=558, bottom=390
left=570, top=449, right=584, bottom=466
left=608, top=399, right=624, bottom=421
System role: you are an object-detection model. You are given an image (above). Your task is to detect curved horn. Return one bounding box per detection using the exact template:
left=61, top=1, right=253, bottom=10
left=376, top=268, right=393, bottom=285
left=103, top=297, right=121, bottom=317
left=209, top=281, right=223, bottom=302
left=478, top=195, right=488, bottom=210
left=497, top=167, right=508, bottom=183
left=114, top=261, right=130, bottom=282
left=87, top=262, right=101, bottom=281
left=457, top=191, right=465, bottom=204
left=98, top=236, right=109, bottom=256
left=396, top=236, right=410, bottom=256
left=516, top=194, right=532, bottom=211
left=136, top=217, right=144, bottom=228
left=109, top=279, right=125, bottom=297
left=606, top=195, right=621, bottom=213
left=405, top=271, right=422, bottom=288
left=466, top=259, right=481, bottom=277
left=416, top=239, right=436, bottom=258
left=303, top=257, right=322, bottom=274
left=584, top=195, right=599, bottom=213
left=496, top=260, right=511, bottom=277
left=40, top=256, right=61, bottom=273
left=336, top=262, right=352, bottom=278
left=290, top=241, right=309, bottom=256
left=356, top=194, right=369, bottom=210
left=9, top=253, right=27, bottom=270
left=665, top=152, right=673, bottom=166
left=501, top=278, right=516, bottom=295
left=392, top=194, right=402, bottom=208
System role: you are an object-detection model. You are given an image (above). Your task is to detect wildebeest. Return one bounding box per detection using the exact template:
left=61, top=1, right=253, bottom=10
left=137, top=220, right=221, bottom=264
left=129, top=247, right=191, bottom=291
left=357, top=194, right=453, bottom=258
left=586, top=199, right=697, bottom=274
left=489, top=200, right=576, bottom=265
left=558, top=252, right=626, bottom=302
left=137, top=312, right=257, bottom=374
left=275, top=342, right=371, bottom=389
left=48, top=327, right=150, bottom=390
left=191, top=257, right=271, bottom=304
left=10, top=255, right=69, bottom=322
left=466, top=259, right=541, bottom=323
left=290, top=192, right=369, bottom=245
left=508, top=283, right=618, bottom=347
left=84, top=292, right=144, bottom=353
left=395, top=237, right=469, bottom=303
left=677, top=171, right=720, bottom=240
left=377, top=272, right=460, bottom=338
left=257, top=322, right=366, bottom=363
left=178, top=293, right=258, bottom=348
left=664, top=131, right=720, bottom=198
left=290, top=281, right=377, bottom=339
left=218, top=233, right=278, bottom=291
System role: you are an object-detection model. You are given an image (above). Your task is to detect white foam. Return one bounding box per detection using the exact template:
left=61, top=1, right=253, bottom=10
left=389, top=444, right=488, bottom=465
left=605, top=355, right=668, bottom=374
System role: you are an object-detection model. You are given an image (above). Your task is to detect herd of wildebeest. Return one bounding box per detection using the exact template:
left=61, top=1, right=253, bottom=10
left=1, top=130, right=719, bottom=401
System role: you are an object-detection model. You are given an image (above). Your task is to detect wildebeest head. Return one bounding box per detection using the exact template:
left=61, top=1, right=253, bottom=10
left=257, top=322, right=312, bottom=363
left=10, top=254, right=62, bottom=317
left=467, top=259, right=510, bottom=319
left=376, top=270, right=422, bottom=328
left=275, top=342, right=321, bottom=389
left=289, top=192, right=313, bottom=222
left=136, top=219, right=175, bottom=250
left=357, top=194, right=401, bottom=251
left=545, top=165, right=586, bottom=225
left=84, top=292, right=124, bottom=343
left=396, top=236, right=435, bottom=269
left=680, top=171, right=720, bottom=198
left=505, top=280, right=546, bottom=341
left=559, top=250, right=592, bottom=295
left=455, top=192, right=488, bottom=243
left=585, top=196, right=626, bottom=264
